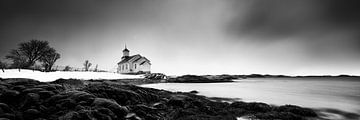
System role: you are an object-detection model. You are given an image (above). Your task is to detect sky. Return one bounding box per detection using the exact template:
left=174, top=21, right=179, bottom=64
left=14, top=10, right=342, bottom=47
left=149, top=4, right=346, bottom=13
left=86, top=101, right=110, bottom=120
left=1, top=0, right=360, bottom=75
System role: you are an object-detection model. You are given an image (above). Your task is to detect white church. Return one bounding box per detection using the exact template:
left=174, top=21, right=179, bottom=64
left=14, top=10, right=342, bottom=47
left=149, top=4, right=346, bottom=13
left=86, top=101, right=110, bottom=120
left=117, top=46, right=151, bottom=74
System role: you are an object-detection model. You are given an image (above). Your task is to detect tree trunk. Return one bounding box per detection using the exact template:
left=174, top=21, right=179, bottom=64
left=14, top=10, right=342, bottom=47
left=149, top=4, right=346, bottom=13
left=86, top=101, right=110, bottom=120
left=45, top=64, right=49, bottom=72
left=48, top=64, right=54, bottom=72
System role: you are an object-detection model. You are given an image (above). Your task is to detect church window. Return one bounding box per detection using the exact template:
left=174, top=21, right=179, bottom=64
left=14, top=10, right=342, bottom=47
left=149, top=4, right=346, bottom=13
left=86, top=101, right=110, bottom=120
left=135, top=64, right=137, bottom=69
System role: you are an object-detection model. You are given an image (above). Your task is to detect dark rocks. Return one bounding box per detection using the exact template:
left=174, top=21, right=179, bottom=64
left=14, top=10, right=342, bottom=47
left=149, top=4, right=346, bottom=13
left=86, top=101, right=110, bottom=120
left=144, top=73, right=167, bottom=80
left=168, top=75, right=235, bottom=83
left=92, top=98, right=129, bottom=118
left=0, top=113, right=15, bottom=120
left=129, top=104, right=162, bottom=120
left=81, top=84, right=143, bottom=105
left=189, top=90, right=199, bottom=94
left=230, top=101, right=272, bottom=113
left=0, top=103, right=12, bottom=114
left=167, top=95, right=189, bottom=108
left=275, top=105, right=317, bottom=117
left=23, top=109, right=41, bottom=120
left=0, top=78, right=318, bottom=120
left=0, top=103, right=14, bottom=120
left=168, top=75, right=210, bottom=83
left=228, top=102, right=318, bottom=119
left=0, top=90, right=19, bottom=105
left=51, top=79, right=84, bottom=88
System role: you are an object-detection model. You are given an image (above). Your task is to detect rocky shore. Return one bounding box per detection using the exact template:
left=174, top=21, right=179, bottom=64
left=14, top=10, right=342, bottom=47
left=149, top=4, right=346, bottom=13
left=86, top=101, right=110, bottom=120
left=166, top=75, right=237, bottom=83
left=0, top=78, right=318, bottom=120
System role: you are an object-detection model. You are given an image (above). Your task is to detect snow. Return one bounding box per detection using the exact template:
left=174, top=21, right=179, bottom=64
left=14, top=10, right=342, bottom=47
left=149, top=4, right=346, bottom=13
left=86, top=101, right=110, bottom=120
left=0, top=69, right=144, bottom=82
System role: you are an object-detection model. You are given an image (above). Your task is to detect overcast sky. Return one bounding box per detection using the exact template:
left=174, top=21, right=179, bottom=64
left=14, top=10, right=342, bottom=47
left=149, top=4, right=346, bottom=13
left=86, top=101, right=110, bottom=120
left=1, top=0, right=360, bottom=75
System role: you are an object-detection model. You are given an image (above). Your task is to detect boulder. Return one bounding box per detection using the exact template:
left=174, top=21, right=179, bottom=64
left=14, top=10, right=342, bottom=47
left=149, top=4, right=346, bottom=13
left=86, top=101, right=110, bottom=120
left=92, top=98, right=129, bottom=118
left=82, top=84, right=143, bottom=105
left=0, top=90, right=20, bottom=105
left=230, top=102, right=272, bottom=113
left=23, top=109, right=41, bottom=120
left=0, top=103, right=11, bottom=114
left=275, top=105, right=317, bottom=117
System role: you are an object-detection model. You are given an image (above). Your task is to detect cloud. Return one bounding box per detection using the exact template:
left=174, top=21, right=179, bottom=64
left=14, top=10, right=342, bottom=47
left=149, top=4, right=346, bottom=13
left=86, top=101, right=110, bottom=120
left=226, top=0, right=360, bottom=57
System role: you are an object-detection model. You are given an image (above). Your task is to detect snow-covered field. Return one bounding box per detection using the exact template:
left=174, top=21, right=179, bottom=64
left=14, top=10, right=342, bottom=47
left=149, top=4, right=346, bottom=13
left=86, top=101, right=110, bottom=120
left=0, top=69, right=144, bottom=82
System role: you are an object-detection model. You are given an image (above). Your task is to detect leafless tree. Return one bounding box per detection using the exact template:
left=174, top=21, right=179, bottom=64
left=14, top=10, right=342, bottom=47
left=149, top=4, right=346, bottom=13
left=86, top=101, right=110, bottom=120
left=40, top=48, right=60, bottom=72
left=94, top=64, right=98, bottom=72
left=6, top=50, right=27, bottom=71
left=0, top=60, right=7, bottom=72
left=83, top=60, right=92, bottom=71
left=63, top=66, right=71, bottom=71
left=6, top=40, right=52, bottom=69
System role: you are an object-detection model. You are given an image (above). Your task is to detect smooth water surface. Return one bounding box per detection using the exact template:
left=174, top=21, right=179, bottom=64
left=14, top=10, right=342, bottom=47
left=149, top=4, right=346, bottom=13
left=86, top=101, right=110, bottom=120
left=141, top=78, right=360, bottom=115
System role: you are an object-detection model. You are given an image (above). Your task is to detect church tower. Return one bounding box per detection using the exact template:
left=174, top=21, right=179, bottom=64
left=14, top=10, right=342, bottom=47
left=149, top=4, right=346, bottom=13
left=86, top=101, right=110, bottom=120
left=122, top=45, right=129, bottom=60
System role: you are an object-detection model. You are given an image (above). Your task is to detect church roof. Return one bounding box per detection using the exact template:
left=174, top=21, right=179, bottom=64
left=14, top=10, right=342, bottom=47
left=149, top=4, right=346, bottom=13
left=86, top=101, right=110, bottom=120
left=132, top=57, right=142, bottom=63
left=118, top=55, right=150, bottom=65
left=118, top=56, right=133, bottom=64
left=123, top=48, right=129, bottom=52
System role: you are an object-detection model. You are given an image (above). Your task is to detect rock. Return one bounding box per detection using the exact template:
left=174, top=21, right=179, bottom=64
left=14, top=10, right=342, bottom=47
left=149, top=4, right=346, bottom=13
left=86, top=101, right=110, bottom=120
left=144, top=73, right=167, bottom=80
left=40, top=84, right=65, bottom=93
left=82, top=84, right=143, bottom=105
left=57, top=99, right=77, bottom=109
left=92, top=98, right=129, bottom=118
left=275, top=105, right=317, bottom=117
left=4, top=79, right=41, bottom=86
left=74, top=105, right=85, bottom=111
left=0, top=103, right=12, bottom=114
left=253, top=111, right=303, bottom=120
left=58, top=111, right=79, bottom=120
left=129, top=104, right=161, bottom=120
left=152, top=102, right=167, bottom=109
left=23, top=109, right=41, bottom=120
left=12, top=85, right=26, bottom=91
left=38, top=91, right=55, bottom=99
left=22, top=88, right=46, bottom=94
left=125, top=113, right=142, bottom=120
left=96, top=107, right=116, bottom=119
left=0, top=78, right=319, bottom=120
left=168, top=75, right=234, bottom=83
left=21, top=93, right=41, bottom=109
left=230, top=101, right=272, bottom=113
left=189, top=90, right=198, bottom=94
left=0, top=113, right=15, bottom=120
left=168, top=98, right=185, bottom=108
left=46, top=91, right=95, bottom=106
left=51, top=79, right=84, bottom=87
left=0, top=90, right=20, bottom=105
left=167, top=109, right=197, bottom=119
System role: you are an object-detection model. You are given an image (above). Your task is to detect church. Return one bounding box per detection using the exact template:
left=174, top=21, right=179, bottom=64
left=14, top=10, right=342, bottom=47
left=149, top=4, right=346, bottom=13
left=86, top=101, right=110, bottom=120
left=117, top=46, right=151, bottom=74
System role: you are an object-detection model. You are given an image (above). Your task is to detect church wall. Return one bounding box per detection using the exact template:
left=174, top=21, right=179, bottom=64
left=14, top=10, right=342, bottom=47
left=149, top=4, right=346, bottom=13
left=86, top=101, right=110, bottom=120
left=139, top=62, right=151, bottom=73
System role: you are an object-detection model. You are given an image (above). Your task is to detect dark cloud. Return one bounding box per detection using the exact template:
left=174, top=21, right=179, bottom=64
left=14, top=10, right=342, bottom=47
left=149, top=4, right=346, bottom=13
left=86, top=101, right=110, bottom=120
left=228, top=0, right=360, bottom=38
left=227, top=0, right=360, bottom=57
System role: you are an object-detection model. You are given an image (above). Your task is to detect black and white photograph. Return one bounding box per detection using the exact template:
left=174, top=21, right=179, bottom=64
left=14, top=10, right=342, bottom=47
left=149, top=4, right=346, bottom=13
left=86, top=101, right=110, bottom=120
left=0, top=0, right=360, bottom=120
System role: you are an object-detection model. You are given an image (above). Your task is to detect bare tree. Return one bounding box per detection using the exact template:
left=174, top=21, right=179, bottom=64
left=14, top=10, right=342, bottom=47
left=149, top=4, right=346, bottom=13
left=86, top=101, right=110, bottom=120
left=94, top=64, right=98, bottom=72
left=0, top=60, right=7, bottom=72
left=63, top=66, right=71, bottom=71
left=83, top=60, right=92, bottom=71
left=6, top=49, right=27, bottom=71
left=6, top=40, right=52, bottom=69
left=40, top=48, right=60, bottom=72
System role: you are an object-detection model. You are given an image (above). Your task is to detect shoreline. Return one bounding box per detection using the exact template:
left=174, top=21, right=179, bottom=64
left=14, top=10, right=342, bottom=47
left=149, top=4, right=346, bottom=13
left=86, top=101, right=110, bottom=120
left=0, top=78, right=319, bottom=120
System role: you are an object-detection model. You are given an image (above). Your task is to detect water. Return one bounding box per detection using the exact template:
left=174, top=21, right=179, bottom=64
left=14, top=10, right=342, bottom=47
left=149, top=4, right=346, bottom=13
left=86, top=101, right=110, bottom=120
left=141, top=78, right=360, bottom=118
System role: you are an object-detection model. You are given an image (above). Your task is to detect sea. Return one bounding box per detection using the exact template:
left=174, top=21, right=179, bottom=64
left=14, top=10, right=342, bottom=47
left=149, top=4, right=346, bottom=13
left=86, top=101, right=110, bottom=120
left=141, top=77, right=360, bottom=120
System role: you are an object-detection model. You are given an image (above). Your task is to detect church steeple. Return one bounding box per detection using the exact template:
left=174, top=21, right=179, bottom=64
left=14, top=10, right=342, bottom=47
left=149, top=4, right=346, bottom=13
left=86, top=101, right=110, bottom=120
left=122, top=45, right=129, bottom=59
